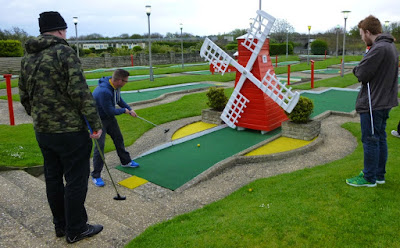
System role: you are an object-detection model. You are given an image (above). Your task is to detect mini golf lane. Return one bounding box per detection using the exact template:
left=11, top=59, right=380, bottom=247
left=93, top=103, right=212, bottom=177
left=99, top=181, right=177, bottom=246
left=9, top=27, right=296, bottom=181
left=116, top=88, right=359, bottom=190
left=118, top=127, right=280, bottom=190
left=86, top=74, right=164, bottom=86
left=121, top=83, right=215, bottom=103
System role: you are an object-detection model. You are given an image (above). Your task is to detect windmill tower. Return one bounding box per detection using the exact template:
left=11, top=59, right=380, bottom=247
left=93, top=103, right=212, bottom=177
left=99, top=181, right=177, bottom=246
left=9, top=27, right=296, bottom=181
left=200, top=10, right=299, bottom=132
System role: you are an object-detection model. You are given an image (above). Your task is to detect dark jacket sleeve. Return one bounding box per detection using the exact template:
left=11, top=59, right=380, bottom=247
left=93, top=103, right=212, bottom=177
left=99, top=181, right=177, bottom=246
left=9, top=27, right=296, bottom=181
left=353, top=46, right=384, bottom=84
left=18, top=58, right=31, bottom=116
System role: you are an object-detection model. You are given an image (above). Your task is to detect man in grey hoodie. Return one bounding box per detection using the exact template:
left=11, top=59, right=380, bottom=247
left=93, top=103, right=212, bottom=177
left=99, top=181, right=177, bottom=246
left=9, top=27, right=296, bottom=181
left=346, top=15, right=399, bottom=187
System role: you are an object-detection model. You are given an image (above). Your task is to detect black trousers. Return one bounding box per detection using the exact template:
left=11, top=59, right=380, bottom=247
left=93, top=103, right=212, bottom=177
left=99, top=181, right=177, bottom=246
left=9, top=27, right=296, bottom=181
left=91, top=117, right=131, bottom=178
left=35, top=131, right=92, bottom=236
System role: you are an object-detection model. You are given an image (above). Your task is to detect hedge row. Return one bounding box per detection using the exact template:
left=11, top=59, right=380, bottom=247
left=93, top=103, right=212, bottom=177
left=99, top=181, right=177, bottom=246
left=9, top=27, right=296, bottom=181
left=270, top=43, right=293, bottom=56
left=0, top=40, right=23, bottom=57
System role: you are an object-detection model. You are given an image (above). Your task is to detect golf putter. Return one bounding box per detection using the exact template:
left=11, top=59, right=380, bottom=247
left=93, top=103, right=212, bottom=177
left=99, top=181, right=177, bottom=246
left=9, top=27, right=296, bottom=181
left=137, top=115, right=170, bottom=133
left=84, top=117, right=126, bottom=201
left=367, top=82, right=374, bottom=136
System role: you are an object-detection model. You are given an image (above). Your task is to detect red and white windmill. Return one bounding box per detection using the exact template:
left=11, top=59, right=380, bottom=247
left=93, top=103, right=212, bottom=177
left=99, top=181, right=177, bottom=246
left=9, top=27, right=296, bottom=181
left=200, top=10, right=300, bottom=132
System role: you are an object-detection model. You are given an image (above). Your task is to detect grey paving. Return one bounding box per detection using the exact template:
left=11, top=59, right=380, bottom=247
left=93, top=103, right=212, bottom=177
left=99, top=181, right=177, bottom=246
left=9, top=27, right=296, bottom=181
left=0, top=68, right=361, bottom=247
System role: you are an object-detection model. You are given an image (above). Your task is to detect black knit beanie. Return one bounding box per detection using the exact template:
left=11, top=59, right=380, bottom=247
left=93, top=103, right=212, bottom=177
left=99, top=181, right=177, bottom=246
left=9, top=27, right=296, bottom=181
left=39, top=11, right=68, bottom=34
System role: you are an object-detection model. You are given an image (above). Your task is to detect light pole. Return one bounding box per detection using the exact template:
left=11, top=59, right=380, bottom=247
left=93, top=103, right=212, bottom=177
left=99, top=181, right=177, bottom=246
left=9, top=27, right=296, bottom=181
left=146, top=5, right=154, bottom=81
left=286, top=27, right=289, bottom=58
left=180, top=23, right=184, bottom=69
left=384, top=20, right=390, bottom=33
left=73, top=17, right=79, bottom=58
left=307, top=25, right=311, bottom=65
left=336, top=24, right=340, bottom=57
left=341, top=10, right=350, bottom=77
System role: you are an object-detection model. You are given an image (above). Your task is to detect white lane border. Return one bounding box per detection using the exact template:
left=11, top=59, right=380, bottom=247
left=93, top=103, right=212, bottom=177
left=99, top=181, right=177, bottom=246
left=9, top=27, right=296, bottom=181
left=133, top=124, right=227, bottom=159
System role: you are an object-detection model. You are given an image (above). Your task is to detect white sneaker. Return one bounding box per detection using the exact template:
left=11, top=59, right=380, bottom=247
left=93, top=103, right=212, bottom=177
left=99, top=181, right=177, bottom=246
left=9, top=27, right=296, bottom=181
left=391, top=130, right=400, bottom=138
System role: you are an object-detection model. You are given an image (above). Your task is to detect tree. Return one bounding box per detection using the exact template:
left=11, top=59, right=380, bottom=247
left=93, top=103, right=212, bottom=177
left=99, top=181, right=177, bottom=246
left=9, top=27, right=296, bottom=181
left=119, top=33, right=130, bottom=39
left=130, top=34, right=143, bottom=39
left=389, top=21, right=400, bottom=41
left=270, top=19, right=295, bottom=43
left=79, top=33, right=104, bottom=40
left=228, top=29, right=247, bottom=39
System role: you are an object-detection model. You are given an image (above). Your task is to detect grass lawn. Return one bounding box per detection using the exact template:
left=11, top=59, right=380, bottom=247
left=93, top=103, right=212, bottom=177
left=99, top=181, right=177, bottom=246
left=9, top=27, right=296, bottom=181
left=0, top=88, right=233, bottom=167
left=126, top=106, right=400, bottom=248
left=291, top=73, right=360, bottom=91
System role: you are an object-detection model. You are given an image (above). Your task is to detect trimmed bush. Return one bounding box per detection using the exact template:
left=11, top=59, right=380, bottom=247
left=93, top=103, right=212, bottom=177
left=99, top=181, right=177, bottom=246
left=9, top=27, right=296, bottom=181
left=206, top=87, right=228, bottom=111
left=286, top=96, right=314, bottom=123
left=0, top=40, right=23, bottom=57
left=270, top=43, right=293, bottom=55
left=311, top=39, right=328, bottom=55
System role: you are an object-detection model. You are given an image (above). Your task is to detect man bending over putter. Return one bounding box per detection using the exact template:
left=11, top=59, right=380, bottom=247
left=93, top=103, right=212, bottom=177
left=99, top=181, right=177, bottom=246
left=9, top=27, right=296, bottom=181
left=91, top=69, right=140, bottom=187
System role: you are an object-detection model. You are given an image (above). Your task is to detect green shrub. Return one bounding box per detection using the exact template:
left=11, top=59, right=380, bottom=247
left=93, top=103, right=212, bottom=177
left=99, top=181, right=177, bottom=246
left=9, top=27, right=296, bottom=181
left=0, top=40, right=23, bottom=57
left=286, top=96, right=314, bottom=123
left=270, top=43, right=293, bottom=55
left=206, top=87, right=228, bottom=111
left=132, top=46, right=143, bottom=52
left=311, top=39, right=328, bottom=55
left=225, top=42, right=238, bottom=51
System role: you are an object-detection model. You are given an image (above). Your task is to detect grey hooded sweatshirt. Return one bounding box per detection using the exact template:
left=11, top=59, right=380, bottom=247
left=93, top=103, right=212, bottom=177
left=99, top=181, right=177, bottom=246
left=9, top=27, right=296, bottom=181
left=353, top=34, right=399, bottom=113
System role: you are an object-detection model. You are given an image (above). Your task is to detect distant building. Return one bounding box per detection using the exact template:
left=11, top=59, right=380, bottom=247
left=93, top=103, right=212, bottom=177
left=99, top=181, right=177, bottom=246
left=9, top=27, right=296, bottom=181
left=81, top=42, right=146, bottom=50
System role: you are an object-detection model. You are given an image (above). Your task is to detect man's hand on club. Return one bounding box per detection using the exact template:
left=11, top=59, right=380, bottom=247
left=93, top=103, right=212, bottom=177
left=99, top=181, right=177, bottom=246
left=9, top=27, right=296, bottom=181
left=125, top=108, right=137, bottom=117
left=90, top=129, right=103, bottom=139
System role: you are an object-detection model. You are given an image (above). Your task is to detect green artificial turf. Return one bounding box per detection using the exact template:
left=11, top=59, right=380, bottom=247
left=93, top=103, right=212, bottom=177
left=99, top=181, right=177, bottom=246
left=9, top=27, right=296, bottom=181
left=126, top=106, right=400, bottom=248
left=117, top=127, right=280, bottom=190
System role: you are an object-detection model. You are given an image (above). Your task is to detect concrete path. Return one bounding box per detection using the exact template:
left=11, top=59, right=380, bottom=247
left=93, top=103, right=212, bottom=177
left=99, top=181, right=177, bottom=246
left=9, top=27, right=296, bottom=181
left=0, top=67, right=360, bottom=247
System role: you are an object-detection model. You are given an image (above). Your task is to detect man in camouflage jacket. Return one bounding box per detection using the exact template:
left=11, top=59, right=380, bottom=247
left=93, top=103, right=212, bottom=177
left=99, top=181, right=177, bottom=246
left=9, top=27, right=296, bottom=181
left=18, top=11, right=103, bottom=243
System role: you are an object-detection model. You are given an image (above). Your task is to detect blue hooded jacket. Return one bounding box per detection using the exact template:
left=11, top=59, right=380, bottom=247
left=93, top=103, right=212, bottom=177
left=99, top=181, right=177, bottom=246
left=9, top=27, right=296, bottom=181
left=92, top=76, right=131, bottom=120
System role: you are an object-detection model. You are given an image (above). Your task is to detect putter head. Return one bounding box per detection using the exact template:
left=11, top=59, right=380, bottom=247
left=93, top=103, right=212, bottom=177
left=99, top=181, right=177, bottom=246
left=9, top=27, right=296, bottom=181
left=113, top=194, right=126, bottom=201
left=164, top=129, right=170, bottom=133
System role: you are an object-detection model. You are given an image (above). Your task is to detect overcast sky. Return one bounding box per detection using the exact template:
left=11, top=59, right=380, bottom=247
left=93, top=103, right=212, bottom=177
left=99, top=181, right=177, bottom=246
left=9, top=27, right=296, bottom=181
left=1, top=0, right=399, bottom=38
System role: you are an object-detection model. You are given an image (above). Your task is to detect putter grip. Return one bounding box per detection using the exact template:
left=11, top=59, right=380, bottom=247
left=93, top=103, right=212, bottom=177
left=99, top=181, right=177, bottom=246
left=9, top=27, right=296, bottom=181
left=83, top=116, right=93, bottom=134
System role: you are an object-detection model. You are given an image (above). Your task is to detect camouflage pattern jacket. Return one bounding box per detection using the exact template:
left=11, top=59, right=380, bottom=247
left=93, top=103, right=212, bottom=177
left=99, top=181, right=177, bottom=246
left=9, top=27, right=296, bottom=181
left=18, top=34, right=102, bottom=133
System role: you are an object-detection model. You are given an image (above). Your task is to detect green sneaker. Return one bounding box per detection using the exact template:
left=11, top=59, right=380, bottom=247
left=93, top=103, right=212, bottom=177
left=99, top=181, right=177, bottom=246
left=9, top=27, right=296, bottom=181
left=346, top=171, right=377, bottom=187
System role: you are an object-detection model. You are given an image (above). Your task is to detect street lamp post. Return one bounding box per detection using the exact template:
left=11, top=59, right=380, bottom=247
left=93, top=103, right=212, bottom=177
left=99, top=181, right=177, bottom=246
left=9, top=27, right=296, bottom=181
left=336, top=24, right=340, bottom=57
left=73, top=17, right=79, bottom=58
left=145, top=5, right=154, bottom=81
left=384, top=20, right=390, bottom=33
left=307, top=25, right=311, bottom=65
left=341, top=10, right=350, bottom=77
left=286, top=27, right=289, bottom=58
left=180, top=23, right=184, bottom=69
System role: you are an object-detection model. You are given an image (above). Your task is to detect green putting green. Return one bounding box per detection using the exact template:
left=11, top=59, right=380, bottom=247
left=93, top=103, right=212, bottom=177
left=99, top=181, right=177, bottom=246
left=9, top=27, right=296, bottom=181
left=277, top=76, right=303, bottom=83
left=169, top=63, right=208, bottom=68
left=303, top=68, right=342, bottom=74
left=86, top=75, right=164, bottom=86
left=302, top=89, right=358, bottom=117
left=276, top=61, right=300, bottom=66
left=182, top=70, right=213, bottom=75
left=344, top=61, right=360, bottom=66
left=117, top=127, right=280, bottom=190
left=121, top=83, right=215, bottom=103
left=85, top=66, right=149, bottom=73
left=117, top=88, right=359, bottom=190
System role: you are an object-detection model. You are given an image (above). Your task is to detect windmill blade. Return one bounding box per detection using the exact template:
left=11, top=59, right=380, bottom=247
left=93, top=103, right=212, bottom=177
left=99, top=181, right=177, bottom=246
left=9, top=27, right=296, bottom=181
left=241, top=10, right=276, bottom=72
left=200, top=38, right=244, bottom=75
left=250, top=70, right=300, bottom=113
left=220, top=89, right=250, bottom=128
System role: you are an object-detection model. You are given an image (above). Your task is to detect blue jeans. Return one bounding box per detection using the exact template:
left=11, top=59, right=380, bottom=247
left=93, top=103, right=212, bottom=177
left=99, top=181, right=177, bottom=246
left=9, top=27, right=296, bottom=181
left=91, top=117, right=131, bottom=178
left=360, top=109, right=390, bottom=183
